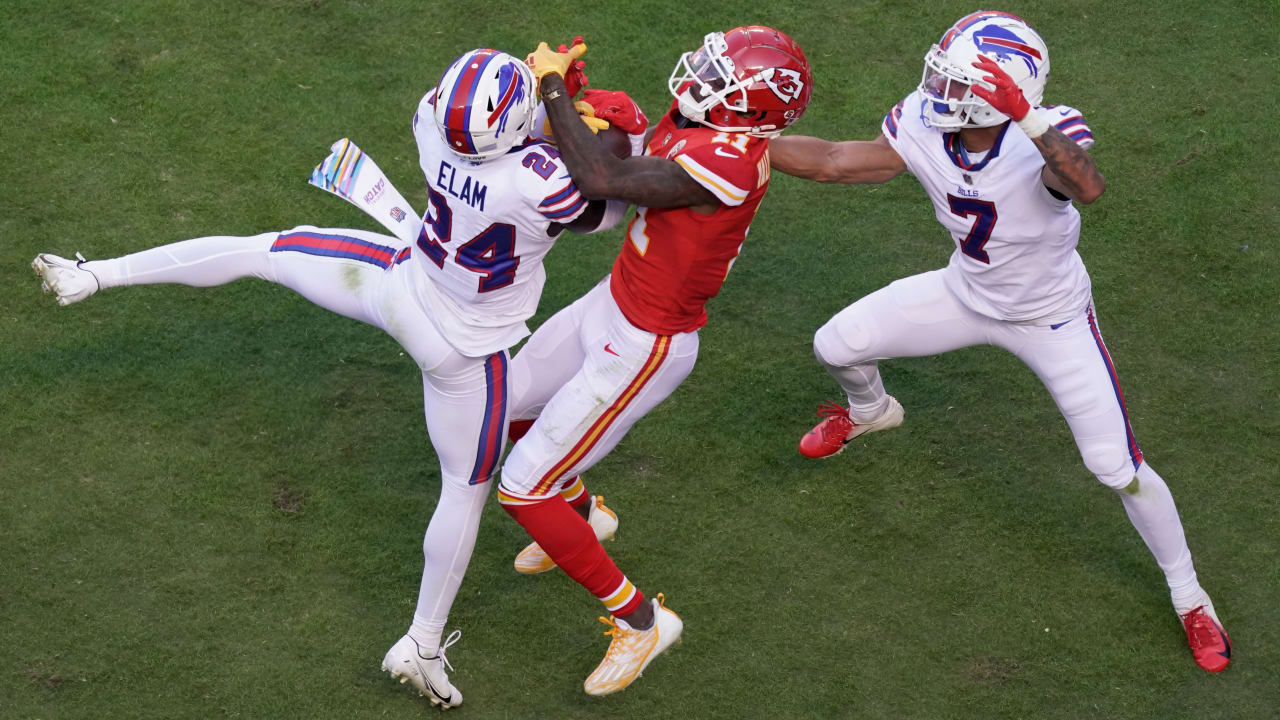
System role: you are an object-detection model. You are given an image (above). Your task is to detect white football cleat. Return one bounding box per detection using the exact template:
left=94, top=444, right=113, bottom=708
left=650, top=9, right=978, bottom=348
left=583, top=593, right=682, bottom=696
left=32, top=252, right=100, bottom=306
left=514, top=495, right=618, bottom=575
left=381, top=630, right=463, bottom=709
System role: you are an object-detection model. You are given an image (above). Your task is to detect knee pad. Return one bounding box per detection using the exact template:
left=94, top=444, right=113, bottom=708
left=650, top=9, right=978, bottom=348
left=814, top=318, right=873, bottom=368
left=1080, top=443, right=1133, bottom=489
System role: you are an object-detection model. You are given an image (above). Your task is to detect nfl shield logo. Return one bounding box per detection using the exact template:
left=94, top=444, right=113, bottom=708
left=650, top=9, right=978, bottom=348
left=389, top=207, right=407, bottom=223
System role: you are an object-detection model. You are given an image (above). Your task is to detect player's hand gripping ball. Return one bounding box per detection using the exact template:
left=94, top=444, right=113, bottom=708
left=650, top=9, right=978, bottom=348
left=580, top=89, right=648, bottom=135
left=572, top=100, right=611, bottom=134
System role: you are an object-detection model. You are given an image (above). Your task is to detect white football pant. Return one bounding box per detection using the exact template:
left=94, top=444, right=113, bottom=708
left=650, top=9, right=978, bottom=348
left=501, top=278, right=699, bottom=499
left=812, top=268, right=1203, bottom=606
left=85, top=226, right=507, bottom=655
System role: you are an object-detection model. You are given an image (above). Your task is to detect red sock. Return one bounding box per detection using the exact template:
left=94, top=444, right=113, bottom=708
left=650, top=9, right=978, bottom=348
left=508, top=418, right=535, bottom=443
left=499, top=491, right=643, bottom=616
left=560, top=477, right=589, bottom=510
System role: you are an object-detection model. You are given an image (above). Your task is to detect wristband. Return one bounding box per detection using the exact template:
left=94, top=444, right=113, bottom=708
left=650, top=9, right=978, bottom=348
left=542, top=88, right=562, bottom=102
left=1015, top=111, right=1050, bottom=139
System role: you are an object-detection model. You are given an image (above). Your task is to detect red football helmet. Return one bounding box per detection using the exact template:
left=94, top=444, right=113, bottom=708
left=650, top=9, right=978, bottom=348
left=667, top=26, right=812, bottom=137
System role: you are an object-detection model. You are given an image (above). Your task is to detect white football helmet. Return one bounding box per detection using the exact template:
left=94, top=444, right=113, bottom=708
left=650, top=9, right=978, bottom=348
left=433, top=49, right=537, bottom=162
left=918, top=11, right=1050, bottom=130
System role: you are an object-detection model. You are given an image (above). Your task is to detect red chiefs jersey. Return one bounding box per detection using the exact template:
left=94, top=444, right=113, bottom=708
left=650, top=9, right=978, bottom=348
left=609, top=105, right=772, bottom=334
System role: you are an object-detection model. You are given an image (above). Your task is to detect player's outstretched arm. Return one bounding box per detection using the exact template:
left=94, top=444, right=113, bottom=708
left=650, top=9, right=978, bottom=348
left=539, top=74, right=715, bottom=208
left=770, top=134, right=907, bottom=184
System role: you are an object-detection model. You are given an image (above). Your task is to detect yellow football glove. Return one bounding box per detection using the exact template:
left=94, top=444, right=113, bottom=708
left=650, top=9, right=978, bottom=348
left=526, top=41, right=588, bottom=81
left=543, top=100, right=611, bottom=137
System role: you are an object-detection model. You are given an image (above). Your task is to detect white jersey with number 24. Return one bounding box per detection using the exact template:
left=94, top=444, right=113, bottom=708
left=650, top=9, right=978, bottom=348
left=408, top=90, right=588, bottom=357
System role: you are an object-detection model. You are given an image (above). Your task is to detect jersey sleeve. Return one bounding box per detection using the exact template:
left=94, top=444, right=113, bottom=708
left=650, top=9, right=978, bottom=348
left=881, top=99, right=906, bottom=141
left=506, top=143, right=589, bottom=224
left=413, top=88, right=437, bottom=148
left=881, top=92, right=920, bottom=176
left=670, top=138, right=761, bottom=207
left=1039, top=105, right=1094, bottom=148
left=537, top=179, right=588, bottom=222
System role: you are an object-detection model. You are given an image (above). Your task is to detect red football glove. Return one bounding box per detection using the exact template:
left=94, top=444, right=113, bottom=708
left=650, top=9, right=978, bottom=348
left=970, top=56, right=1048, bottom=137
left=580, top=89, right=649, bottom=135
left=969, top=56, right=1030, bottom=120
left=556, top=36, right=588, bottom=97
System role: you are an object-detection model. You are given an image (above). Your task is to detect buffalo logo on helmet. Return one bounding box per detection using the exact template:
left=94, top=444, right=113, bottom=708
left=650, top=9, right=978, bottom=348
left=760, top=67, right=806, bottom=104
left=486, top=62, right=527, bottom=133
left=971, top=24, right=1043, bottom=77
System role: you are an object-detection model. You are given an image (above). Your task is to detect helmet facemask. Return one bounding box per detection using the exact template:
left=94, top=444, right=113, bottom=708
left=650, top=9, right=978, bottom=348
left=670, top=34, right=746, bottom=124
left=919, top=45, right=999, bottom=130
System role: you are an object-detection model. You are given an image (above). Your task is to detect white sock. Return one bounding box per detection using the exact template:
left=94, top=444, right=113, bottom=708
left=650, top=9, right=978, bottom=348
left=84, top=233, right=277, bottom=290
left=1117, top=462, right=1206, bottom=613
left=824, top=361, right=889, bottom=423
left=407, top=480, right=488, bottom=657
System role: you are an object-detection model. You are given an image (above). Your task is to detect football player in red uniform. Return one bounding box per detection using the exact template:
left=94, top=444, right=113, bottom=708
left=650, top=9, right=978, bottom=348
left=497, top=28, right=812, bottom=695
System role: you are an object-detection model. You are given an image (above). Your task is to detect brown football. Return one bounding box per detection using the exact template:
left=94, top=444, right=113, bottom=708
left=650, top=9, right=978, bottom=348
left=597, top=125, right=632, bottom=159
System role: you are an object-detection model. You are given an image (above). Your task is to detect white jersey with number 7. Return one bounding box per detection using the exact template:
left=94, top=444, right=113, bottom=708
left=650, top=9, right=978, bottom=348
left=882, top=89, right=1097, bottom=325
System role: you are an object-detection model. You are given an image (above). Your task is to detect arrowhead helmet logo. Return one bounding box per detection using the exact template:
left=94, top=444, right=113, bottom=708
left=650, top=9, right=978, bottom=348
left=760, top=67, right=805, bottom=104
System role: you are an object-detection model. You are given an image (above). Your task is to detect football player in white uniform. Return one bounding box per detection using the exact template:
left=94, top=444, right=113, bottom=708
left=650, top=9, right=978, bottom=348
left=31, top=48, right=633, bottom=708
left=769, top=11, right=1231, bottom=673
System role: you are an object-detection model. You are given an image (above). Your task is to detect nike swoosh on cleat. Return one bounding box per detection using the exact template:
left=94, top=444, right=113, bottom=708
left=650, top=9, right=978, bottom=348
left=422, top=672, right=453, bottom=704
left=1215, top=621, right=1231, bottom=658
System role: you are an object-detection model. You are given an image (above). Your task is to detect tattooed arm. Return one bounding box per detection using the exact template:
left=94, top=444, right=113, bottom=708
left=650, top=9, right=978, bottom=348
left=969, top=56, right=1105, bottom=204
left=1034, top=127, right=1106, bottom=204
left=539, top=74, right=718, bottom=210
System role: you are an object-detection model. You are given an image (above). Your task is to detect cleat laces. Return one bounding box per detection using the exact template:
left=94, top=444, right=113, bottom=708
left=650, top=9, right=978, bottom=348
left=432, top=629, right=462, bottom=671
left=597, top=613, right=647, bottom=663
left=814, top=402, right=855, bottom=444
left=1181, top=606, right=1219, bottom=651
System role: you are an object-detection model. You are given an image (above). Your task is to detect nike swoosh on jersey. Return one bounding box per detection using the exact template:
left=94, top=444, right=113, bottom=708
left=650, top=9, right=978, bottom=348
left=604, top=343, right=621, bottom=357
left=713, top=147, right=740, bottom=159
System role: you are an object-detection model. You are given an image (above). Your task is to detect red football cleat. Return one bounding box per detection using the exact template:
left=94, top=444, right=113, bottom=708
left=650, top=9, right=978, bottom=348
left=798, top=397, right=904, bottom=459
left=1181, top=605, right=1231, bottom=673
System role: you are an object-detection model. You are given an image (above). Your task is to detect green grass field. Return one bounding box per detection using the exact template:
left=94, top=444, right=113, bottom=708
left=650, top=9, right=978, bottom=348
left=3, top=1, right=1277, bottom=718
